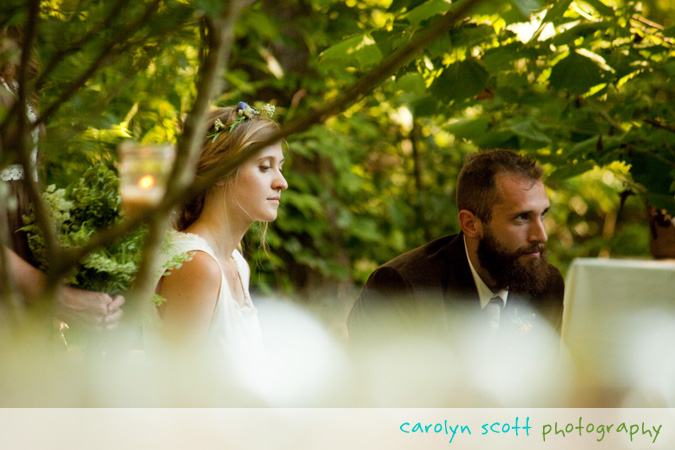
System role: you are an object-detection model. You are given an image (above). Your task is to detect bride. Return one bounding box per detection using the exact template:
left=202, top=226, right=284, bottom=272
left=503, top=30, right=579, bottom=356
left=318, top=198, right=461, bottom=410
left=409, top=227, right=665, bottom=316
left=152, top=102, right=287, bottom=380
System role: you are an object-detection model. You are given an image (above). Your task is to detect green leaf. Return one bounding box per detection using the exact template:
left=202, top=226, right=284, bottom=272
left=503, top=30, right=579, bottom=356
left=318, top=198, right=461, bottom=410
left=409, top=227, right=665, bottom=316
left=565, top=136, right=601, bottom=160
left=662, top=61, right=675, bottom=77
left=242, top=10, right=280, bottom=41
left=644, top=193, right=675, bottom=214
left=483, top=42, right=523, bottom=76
left=508, top=120, right=551, bottom=144
left=445, top=117, right=490, bottom=139
left=402, top=0, right=450, bottom=26
left=412, top=96, right=439, bottom=117
left=473, top=129, right=519, bottom=149
left=431, top=58, right=489, bottom=102
left=549, top=21, right=613, bottom=46
left=284, top=192, right=325, bottom=218
left=630, top=151, right=675, bottom=196
left=319, top=33, right=383, bottom=70
left=388, top=0, right=428, bottom=13
left=541, top=0, right=573, bottom=24
left=547, top=161, right=596, bottom=181
left=581, top=0, right=615, bottom=17
left=396, top=72, right=426, bottom=97
left=511, top=0, right=544, bottom=18
left=549, top=51, right=607, bottom=94
left=193, top=0, right=227, bottom=17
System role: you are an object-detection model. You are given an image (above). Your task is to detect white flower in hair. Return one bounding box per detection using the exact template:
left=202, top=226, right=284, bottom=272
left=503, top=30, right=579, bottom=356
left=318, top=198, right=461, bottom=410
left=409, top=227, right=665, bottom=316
left=262, top=103, right=275, bottom=119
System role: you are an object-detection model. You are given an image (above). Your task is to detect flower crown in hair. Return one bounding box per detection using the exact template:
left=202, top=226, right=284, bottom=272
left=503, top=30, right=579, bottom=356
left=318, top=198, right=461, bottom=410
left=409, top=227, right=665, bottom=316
left=208, top=101, right=275, bottom=143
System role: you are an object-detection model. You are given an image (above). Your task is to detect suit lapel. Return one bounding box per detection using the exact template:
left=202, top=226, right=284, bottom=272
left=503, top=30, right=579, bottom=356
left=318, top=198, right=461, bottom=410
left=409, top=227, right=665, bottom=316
left=440, top=233, right=481, bottom=308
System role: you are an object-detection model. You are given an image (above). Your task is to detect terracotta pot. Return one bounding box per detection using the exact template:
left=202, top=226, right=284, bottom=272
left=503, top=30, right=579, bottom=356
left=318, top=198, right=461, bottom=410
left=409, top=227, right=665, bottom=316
left=648, top=206, right=675, bottom=259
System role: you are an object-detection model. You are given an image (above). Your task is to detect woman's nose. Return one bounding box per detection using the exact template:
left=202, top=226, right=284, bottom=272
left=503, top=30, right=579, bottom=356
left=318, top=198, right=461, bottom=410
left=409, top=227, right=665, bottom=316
left=274, top=171, right=288, bottom=191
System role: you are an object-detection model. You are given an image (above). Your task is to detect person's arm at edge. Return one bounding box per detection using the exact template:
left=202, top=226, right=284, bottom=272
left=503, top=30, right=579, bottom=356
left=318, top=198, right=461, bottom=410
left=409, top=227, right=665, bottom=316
left=6, top=246, right=124, bottom=328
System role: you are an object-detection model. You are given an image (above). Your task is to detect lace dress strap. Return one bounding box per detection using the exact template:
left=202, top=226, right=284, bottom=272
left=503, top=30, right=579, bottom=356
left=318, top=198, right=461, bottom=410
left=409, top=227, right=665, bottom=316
left=0, top=76, right=39, bottom=182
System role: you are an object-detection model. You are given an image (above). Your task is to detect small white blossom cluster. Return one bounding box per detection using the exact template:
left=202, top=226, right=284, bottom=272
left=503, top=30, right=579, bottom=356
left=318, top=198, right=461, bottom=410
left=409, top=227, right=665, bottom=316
left=21, top=164, right=190, bottom=296
left=261, top=103, right=275, bottom=119
left=43, top=184, right=74, bottom=229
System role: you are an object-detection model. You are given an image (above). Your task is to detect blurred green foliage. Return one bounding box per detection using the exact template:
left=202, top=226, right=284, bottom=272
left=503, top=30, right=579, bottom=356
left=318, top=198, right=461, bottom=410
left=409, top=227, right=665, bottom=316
left=3, top=0, right=673, bottom=307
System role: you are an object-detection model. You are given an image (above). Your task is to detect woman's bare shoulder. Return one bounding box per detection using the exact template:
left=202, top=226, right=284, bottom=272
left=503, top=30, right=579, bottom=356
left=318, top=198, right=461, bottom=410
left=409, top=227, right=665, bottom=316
left=158, top=250, right=222, bottom=306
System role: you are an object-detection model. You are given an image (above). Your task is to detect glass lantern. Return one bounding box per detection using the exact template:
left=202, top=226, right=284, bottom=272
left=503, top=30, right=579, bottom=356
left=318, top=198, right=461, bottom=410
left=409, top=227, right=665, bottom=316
left=117, top=142, right=175, bottom=217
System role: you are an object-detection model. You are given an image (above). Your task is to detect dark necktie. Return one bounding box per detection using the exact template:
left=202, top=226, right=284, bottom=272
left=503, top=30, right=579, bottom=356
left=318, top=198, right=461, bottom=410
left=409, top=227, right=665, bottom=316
left=486, top=295, right=503, bottom=331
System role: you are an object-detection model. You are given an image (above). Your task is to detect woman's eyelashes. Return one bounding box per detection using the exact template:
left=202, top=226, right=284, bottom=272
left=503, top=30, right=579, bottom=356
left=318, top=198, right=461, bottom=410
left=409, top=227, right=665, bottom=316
left=258, top=162, right=284, bottom=173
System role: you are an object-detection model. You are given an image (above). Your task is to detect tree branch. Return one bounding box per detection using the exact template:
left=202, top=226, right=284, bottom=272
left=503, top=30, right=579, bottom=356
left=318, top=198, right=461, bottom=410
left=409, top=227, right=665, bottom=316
left=14, top=0, right=61, bottom=270
left=35, top=0, right=134, bottom=90
left=8, top=0, right=64, bottom=321
left=644, top=118, right=675, bottom=134
left=581, top=97, right=627, bottom=133
left=34, top=0, right=163, bottom=127
left=45, top=0, right=485, bottom=290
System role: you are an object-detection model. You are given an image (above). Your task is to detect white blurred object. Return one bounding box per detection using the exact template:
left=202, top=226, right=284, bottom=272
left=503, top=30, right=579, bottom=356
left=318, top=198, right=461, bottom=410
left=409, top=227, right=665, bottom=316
left=255, top=298, right=354, bottom=406
left=619, top=310, right=675, bottom=407
left=562, top=257, right=675, bottom=391
left=351, top=309, right=573, bottom=407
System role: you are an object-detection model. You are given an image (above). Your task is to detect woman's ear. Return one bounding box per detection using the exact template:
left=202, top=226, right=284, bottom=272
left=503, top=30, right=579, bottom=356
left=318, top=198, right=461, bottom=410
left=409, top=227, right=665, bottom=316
left=458, top=209, right=483, bottom=238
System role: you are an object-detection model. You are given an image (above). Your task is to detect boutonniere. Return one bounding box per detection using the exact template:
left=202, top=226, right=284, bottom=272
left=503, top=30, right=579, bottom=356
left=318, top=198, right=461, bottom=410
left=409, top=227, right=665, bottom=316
left=509, top=307, right=536, bottom=336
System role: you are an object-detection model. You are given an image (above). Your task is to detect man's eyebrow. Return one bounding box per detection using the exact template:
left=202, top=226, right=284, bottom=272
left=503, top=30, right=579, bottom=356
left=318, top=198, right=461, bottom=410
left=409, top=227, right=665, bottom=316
left=512, top=205, right=550, bottom=217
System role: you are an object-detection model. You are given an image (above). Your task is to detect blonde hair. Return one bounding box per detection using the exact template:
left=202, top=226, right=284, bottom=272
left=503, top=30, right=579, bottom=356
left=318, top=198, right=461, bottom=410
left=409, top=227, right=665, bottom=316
left=175, top=106, right=280, bottom=231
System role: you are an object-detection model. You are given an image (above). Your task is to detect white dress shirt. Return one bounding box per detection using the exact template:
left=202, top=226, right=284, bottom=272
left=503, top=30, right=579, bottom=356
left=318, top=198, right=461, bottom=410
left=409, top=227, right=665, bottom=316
left=463, top=235, right=508, bottom=329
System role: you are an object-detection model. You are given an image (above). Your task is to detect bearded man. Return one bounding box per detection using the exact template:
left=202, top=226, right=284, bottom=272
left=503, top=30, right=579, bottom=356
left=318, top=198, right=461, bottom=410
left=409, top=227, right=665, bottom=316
left=347, top=149, right=564, bottom=345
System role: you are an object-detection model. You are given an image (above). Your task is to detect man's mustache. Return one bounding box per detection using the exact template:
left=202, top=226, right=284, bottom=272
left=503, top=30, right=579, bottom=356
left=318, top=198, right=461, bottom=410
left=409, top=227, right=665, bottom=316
left=517, top=243, right=546, bottom=256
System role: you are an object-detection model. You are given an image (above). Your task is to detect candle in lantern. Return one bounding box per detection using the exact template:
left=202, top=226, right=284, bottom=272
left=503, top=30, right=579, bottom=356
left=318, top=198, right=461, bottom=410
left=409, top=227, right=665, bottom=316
left=117, top=142, right=175, bottom=217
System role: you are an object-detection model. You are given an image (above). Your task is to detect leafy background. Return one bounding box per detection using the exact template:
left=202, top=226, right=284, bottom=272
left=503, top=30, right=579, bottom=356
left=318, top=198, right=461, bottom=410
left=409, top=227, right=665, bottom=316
left=4, top=0, right=674, bottom=337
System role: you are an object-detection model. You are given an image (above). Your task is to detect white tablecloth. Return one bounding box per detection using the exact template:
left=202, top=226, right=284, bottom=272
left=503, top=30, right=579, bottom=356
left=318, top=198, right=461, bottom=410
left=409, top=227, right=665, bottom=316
left=561, top=257, right=675, bottom=389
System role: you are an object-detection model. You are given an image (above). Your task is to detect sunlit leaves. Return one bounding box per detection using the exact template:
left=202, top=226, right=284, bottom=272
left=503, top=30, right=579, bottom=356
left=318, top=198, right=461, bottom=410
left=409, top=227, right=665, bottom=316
left=401, top=0, right=450, bottom=26
left=541, top=0, right=572, bottom=25
left=319, top=32, right=383, bottom=71
left=9, top=0, right=674, bottom=297
left=548, top=20, right=615, bottom=47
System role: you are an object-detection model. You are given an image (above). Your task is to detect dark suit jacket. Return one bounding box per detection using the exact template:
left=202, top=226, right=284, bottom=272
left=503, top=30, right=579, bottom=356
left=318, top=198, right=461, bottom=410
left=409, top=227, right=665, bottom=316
left=347, top=233, right=564, bottom=345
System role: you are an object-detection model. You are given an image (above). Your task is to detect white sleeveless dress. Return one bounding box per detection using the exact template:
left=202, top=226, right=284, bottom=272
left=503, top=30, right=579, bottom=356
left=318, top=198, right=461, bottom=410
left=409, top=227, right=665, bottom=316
left=149, top=232, right=267, bottom=385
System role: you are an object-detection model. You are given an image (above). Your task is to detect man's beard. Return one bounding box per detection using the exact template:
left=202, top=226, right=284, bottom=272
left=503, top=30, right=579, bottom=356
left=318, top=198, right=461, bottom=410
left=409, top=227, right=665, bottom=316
left=477, top=227, right=550, bottom=296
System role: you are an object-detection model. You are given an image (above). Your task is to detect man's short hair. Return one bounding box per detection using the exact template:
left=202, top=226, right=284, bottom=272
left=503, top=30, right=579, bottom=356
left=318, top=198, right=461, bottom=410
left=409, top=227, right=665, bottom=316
left=456, top=149, right=543, bottom=222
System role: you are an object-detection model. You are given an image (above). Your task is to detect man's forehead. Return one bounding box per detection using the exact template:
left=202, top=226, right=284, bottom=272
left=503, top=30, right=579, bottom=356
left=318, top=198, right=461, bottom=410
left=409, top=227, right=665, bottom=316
left=493, top=173, right=549, bottom=209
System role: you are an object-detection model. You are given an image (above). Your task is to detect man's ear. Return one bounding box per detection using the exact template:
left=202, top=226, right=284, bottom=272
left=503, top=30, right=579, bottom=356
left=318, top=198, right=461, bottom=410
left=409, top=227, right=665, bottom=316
left=458, top=209, right=483, bottom=238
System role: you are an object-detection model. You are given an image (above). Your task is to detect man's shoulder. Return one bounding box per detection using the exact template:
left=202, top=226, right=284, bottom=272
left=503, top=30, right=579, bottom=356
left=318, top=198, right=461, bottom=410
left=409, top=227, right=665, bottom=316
left=381, top=233, right=463, bottom=272
left=544, top=261, right=564, bottom=287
